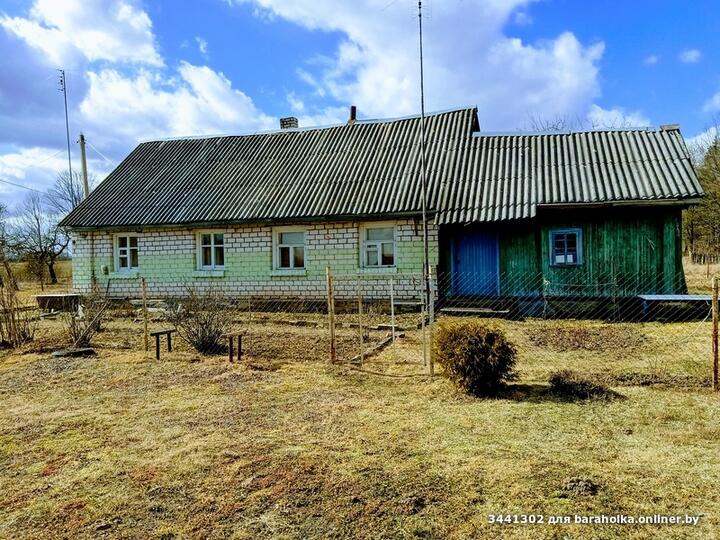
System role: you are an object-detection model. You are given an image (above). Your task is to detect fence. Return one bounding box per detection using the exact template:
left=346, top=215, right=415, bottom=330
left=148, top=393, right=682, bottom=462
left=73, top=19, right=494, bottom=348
left=56, top=265, right=720, bottom=390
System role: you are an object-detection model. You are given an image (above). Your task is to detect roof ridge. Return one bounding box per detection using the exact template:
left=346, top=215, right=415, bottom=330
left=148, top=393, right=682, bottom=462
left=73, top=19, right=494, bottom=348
left=473, top=126, right=671, bottom=137
left=140, top=106, right=478, bottom=144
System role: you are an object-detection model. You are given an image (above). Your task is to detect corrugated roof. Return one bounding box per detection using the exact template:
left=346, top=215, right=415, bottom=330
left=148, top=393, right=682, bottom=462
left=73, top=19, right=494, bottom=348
left=435, top=127, right=702, bottom=224
left=60, top=107, right=702, bottom=229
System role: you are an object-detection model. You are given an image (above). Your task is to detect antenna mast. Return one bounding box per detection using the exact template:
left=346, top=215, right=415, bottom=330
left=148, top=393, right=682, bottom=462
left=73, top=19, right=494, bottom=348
left=58, top=69, right=74, bottom=199
left=418, top=2, right=430, bottom=315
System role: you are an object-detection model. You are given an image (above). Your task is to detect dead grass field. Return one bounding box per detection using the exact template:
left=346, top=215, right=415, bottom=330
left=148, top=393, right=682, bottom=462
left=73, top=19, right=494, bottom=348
left=1, top=264, right=719, bottom=539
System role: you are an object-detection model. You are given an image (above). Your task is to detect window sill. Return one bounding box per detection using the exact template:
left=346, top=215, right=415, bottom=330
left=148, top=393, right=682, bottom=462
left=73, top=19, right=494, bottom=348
left=359, top=266, right=398, bottom=274
left=193, top=269, right=225, bottom=278
left=109, top=271, right=140, bottom=279
left=270, top=268, right=307, bottom=277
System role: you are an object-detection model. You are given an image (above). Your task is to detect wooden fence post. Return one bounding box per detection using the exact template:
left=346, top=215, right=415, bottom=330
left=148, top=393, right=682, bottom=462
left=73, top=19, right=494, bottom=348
left=389, top=277, right=396, bottom=346
left=141, top=277, right=149, bottom=353
left=713, top=276, right=718, bottom=392
left=326, top=267, right=336, bottom=364
left=420, top=275, right=428, bottom=370
left=357, top=276, right=364, bottom=367
left=428, top=266, right=435, bottom=377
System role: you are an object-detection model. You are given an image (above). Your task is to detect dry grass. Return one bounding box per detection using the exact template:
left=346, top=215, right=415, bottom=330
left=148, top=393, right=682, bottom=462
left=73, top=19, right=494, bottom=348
left=683, top=257, right=720, bottom=294
left=0, top=310, right=718, bottom=539
left=0, top=264, right=718, bottom=538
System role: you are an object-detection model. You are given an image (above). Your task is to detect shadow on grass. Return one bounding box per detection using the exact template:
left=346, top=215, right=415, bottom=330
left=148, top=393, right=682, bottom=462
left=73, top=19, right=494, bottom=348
left=493, top=383, right=625, bottom=403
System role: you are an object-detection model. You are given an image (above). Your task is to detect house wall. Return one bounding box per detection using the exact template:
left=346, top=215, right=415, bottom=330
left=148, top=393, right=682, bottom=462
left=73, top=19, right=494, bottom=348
left=71, top=219, right=438, bottom=301
left=440, top=207, right=686, bottom=297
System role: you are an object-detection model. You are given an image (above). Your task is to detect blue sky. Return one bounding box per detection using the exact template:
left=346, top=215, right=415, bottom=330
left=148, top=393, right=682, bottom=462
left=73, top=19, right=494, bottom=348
left=0, top=0, right=718, bottom=206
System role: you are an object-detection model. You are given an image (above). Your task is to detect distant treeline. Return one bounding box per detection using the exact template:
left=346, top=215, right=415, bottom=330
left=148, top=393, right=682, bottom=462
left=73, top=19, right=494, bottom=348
left=684, top=139, right=720, bottom=262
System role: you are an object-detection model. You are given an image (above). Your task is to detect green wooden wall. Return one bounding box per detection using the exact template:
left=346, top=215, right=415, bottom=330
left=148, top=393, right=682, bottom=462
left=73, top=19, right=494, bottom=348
left=441, top=207, right=686, bottom=297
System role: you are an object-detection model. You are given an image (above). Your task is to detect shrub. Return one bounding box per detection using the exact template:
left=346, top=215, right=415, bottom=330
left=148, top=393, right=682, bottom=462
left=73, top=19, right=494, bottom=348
left=167, top=286, right=232, bottom=355
left=548, top=370, right=613, bottom=400
left=0, top=282, right=35, bottom=347
left=433, top=320, right=517, bottom=396
left=62, top=286, right=109, bottom=348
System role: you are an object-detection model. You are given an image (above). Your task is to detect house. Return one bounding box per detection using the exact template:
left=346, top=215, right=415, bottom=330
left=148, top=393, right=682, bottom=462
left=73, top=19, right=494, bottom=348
left=60, top=106, right=702, bottom=310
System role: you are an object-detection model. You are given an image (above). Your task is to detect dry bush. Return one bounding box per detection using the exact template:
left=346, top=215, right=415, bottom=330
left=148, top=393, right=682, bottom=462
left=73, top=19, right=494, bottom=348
left=433, top=320, right=517, bottom=396
left=62, top=287, right=109, bottom=348
left=0, top=283, right=35, bottom=347
left=548, top=370, right=615, bottom=400
left=167, top=287, right=233, bottom=355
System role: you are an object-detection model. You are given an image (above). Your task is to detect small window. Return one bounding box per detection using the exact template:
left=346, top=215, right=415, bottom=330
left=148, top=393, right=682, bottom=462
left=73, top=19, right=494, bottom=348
left=198, top=232, right=225, bottom=269
left=363, top=225, right=395, bottom=267
left=115, top=234, right=139, bottom=271
left=550, top=229, right=582, bottom=266
left=275, top=229, right=305, bottom=269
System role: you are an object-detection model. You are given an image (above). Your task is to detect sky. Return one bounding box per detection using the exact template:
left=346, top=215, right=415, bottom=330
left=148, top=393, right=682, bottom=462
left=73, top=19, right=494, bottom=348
left=0, top=0, right=718, bottom=207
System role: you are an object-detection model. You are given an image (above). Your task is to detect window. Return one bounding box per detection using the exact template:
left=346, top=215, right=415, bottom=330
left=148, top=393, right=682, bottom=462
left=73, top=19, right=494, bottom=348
left=198, top=232, right=225, bottom=269
left=115, top=234, right=138, bottom=271
left=363, top=225, right=395, bottom=267
left=275, top=229, right=305, bottom=269
left=550, top=229, right=582, bottom=266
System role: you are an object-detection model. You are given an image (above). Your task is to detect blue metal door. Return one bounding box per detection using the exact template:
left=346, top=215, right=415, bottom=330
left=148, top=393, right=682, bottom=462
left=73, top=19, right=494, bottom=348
left=453, top=232, right=499, bottom=296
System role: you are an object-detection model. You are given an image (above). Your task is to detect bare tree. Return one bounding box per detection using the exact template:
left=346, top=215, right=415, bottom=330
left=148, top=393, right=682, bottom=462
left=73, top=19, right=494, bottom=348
left=8, top=194, right=70, bottom=285
left=684, top=121, right=720, bottom=261
left=0, top=204, right=18, bottom=291
left=47, top=170, right=96, bottom=216
left=526, top=113, right=638, bottom=133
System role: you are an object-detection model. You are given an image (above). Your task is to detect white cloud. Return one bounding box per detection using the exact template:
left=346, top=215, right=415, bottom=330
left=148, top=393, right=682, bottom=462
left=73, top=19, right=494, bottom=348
left=685, top=125, right=719, bottom=162
left=0, top=0, right=162, bottom=66
left=0, top=0, right=276, bottom=206
left=196, top=36, right=208, bottom=55
left=679, top=48, right=701, bottom=64
left=79, top=62, right=276, bottom=143
left=587, top=104, right=650, bottom=128
left=0, top=146, right=111, bottom=200
left=513, top=10, right=533, bottom=26
left=644, top=54, right=659, bottom=65
left=232, top=0, right=604, bottom=130
left=703, top=91, right=720, bottom=113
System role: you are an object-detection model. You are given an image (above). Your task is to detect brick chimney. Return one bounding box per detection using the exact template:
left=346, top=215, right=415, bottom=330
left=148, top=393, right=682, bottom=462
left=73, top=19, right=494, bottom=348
left=348, top=105, right=357, bottom=125
left=280, top=116, right=299, bottom=129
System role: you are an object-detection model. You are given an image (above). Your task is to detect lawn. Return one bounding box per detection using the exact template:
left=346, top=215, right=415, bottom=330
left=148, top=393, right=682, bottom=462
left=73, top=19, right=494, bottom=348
left=1, top=292, right=719, bottom=539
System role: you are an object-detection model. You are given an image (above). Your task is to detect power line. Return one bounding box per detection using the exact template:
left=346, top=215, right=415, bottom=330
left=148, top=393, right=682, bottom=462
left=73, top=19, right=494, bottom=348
left=85, top=140, right=116, bottom=168
left=33, top=148, right=67, bottom=166
left=0, top=178, right=44, bottom=193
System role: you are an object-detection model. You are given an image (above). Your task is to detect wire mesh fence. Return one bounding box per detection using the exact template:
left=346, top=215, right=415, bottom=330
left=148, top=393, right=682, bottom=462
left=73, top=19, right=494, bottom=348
left=63, top=264, right=720, bottom=389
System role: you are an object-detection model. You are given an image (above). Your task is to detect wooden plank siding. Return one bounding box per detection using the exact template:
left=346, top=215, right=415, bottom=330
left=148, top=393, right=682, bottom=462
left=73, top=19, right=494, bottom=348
left=440, top=207, right=686, bottom=298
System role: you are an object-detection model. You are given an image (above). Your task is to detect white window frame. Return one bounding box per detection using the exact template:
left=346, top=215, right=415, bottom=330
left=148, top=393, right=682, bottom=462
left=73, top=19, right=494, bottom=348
left=273, top=226, right=307, bottom=270
left=113, top=233, right=139, bottom=272
left=360, top=222, right=397, bottom=268
left=196, top=230, right=226, bottom=270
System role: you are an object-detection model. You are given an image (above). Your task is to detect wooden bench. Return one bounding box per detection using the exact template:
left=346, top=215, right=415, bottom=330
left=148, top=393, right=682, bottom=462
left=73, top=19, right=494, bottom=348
left=150, top=329, right=176, bottom=360
left=223, top=331, right=246, bottom=362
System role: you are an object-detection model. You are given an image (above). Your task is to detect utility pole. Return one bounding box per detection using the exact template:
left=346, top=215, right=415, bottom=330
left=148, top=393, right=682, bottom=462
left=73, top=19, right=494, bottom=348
left=79, top=133, right=90, bottom=198
left=58, top=69, right=74, bottom=200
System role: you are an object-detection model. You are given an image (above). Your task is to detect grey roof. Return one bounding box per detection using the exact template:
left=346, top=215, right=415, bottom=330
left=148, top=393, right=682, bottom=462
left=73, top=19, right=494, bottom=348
left=436, top=127, right=702, bottom=224
left=61, top=107, right=702, bottom=229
